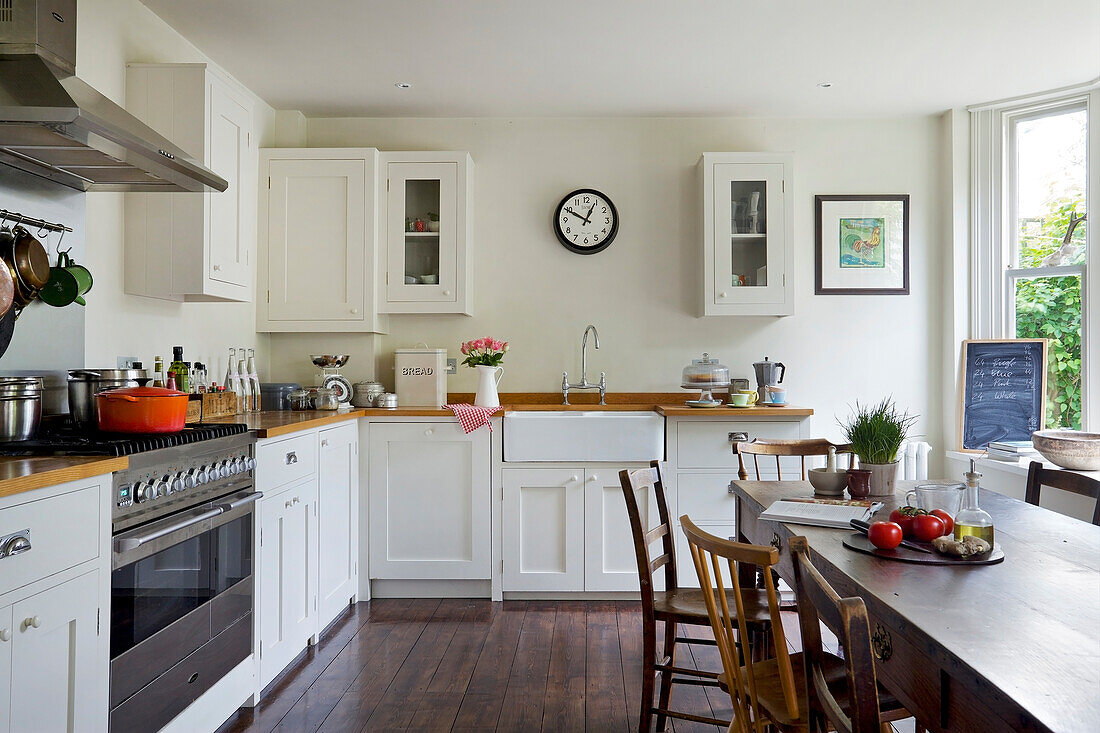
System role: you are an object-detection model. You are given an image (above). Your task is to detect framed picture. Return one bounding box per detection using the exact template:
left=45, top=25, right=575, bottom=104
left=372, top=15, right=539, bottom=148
left=815, top=194, right=910, bottom=295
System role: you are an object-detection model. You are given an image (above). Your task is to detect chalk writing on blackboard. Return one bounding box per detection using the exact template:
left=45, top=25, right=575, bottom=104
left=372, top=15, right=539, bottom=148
left=961, top=340, right=1046, bottom=450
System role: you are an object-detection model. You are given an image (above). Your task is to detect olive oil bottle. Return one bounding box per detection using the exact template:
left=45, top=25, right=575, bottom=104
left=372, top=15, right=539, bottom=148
left=954, top=458, right=995, bottom=544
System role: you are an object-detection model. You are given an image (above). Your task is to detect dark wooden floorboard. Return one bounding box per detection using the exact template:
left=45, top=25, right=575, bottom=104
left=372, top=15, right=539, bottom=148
left=218, top=598, right=735, bottom=733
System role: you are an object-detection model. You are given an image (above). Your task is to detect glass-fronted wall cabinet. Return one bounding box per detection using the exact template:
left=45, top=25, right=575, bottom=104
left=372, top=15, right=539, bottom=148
left=382, top=152, right=473, bottom=315
left=700, top=153, right=793, bottom=316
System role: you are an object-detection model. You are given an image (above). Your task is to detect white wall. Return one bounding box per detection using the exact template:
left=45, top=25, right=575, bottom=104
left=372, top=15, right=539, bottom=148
left=269, top=116, right=947, bottom=453
left=75, top=0, right=274, bottom=378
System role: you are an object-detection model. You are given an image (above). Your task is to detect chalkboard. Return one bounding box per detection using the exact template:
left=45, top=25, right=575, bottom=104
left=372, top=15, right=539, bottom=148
left=960, top=339, right=1047, bottom=450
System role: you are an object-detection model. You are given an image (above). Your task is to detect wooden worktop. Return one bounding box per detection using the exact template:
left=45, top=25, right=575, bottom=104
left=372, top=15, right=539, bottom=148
left=0, top=455, right=129, bottom=501
left=656, top=404, right=813, bottom=417
left=208, top=409, right=367, bottom=438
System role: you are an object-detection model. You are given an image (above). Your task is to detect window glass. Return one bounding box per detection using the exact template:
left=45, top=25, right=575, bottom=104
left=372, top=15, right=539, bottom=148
left=1014, top=274, right=1082, bottom=429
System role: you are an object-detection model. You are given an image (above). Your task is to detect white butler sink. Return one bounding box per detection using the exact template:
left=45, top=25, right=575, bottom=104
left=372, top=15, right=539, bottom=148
left=504, top=411, right=664, bottom=462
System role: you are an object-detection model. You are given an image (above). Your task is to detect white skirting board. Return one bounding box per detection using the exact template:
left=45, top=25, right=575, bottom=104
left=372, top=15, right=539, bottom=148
left=160, top=657, right=256, bottom=733
left=370, top=578, right=491, bottom=598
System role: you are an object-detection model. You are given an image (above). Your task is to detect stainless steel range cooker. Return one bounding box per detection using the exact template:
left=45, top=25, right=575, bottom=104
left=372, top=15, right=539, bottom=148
left=106, top=426, right=258, bottom=733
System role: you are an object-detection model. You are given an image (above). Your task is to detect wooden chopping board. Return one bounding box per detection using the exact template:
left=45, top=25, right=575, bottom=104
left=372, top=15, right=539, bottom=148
left=843, top=532, right=1005, bottom=566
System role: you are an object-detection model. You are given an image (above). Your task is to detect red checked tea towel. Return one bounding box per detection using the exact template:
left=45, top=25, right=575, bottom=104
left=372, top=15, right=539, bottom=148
left=444, top=403, right=502, bottom=433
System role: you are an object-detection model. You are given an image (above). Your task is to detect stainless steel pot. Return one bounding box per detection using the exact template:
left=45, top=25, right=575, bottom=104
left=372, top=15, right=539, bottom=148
left=67, top=368, right=145, bottom=427
left=0, top=377, right=43, bottom=442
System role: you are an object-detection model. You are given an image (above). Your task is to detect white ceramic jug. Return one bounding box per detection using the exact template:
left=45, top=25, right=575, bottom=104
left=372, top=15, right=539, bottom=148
left=474, top=365, right=504, bottom=407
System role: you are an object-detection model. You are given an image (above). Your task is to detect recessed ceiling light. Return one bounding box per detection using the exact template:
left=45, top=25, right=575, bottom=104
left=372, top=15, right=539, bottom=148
left=817, top=82, right=833, bottom=89
left=394, top=82, right=412, bottom=89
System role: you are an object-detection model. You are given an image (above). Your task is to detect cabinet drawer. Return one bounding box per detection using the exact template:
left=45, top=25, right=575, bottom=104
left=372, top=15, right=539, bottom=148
left=677, top=473, right=737, bottom=522
left=0, top=484, right=100, bottom=597
left=256, top=432, right=317, bottom=491
left=676, top=421, right=800, bottom=469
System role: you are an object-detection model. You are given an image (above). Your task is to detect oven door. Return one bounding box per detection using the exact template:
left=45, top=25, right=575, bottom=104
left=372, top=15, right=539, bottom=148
left=109, top=491, right=260, bottom=722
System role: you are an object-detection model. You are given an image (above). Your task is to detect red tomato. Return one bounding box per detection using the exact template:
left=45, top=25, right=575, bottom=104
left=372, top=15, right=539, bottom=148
left=889, top=506, right=924, bottom=538
left=930, top=509, right=954, bottom=536
left=911, top=513, right=947, bottom=542
left=867, top=521, right=903, bottom=550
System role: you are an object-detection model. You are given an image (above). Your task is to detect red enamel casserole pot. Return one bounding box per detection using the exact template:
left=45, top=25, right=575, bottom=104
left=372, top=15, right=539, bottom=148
left=95, top=385, right=189, bottom=433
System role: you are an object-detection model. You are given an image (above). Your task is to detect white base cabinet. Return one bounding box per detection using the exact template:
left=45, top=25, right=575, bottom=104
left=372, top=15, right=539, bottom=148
left=318, top=422, right=359, bottom=625
left=501, top=464, right=663, bottom=593
left=257, top=476, right=317, bottom=689
left=254, top=422, right=359, bottom=692
left=369, top=421, right=491, bottom=581
left=0, top=475, right=112, bottom=733
left=5, top=570, right=101, bottom=733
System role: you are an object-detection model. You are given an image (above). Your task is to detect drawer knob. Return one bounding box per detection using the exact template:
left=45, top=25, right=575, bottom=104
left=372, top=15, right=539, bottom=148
left=443, top=290, right=452, bottom=296
left=425, top=428, right=433, bottom=436
left=569, top=475, right=579, bottom=484
left=285, top=451, right=298, bottom=465
left=587, top=474, right=598, bottom=482
left=770, top=532, right=782, bottom=552
left=22, top=616, right=41, bottom=631
left=285, top=500, right=293, bottom=509
left=871, top=624, right=893, bottom=661
left=0, top=628, right=9, bottom=642
left=350, top=308, right=360, bottom=314
left=321, top=439, right=329, bottom=447
left=293, top=496, right=300, bottom=505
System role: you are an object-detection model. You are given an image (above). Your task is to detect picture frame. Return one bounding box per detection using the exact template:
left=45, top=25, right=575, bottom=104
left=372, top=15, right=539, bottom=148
left=815, top=194, right=910, bottom=295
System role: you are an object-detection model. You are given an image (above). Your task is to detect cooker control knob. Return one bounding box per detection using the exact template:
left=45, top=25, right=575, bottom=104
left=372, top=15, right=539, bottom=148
left=172, top=474, right=186, bottom=493
left=227, top=460, right=240, bottom=476
left=218, top=461, right=232, bottom=478
left=156, top=477, right=171, bottom=497
left=245, top=457, right=257, bottom=471
left=133, top=482, right=153, bottom=503
left=184, top=470, right=199, bottom=488
left=233, top=458, right=246, bottom=473
left=204, top=465, right=218, bottom=481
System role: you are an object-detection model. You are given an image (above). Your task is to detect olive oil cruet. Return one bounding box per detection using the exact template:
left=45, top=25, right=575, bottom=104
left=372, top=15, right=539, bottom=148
left=955, top=458, right=995, bottom=544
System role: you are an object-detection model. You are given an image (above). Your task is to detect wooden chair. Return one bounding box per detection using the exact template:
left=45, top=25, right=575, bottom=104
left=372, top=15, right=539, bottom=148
left=788, top=535, right=922, bottom=733
left=734, top=439, right=856, bottom=481
left=619, top=462, right=772, bottom=732
left=1024, top=461, right=1100, bottom=525
left=682, top=518, right=915, bottom=733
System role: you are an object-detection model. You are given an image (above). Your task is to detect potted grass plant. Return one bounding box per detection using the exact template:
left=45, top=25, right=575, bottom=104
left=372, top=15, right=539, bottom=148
left=840, top=398, right=917, bottom=496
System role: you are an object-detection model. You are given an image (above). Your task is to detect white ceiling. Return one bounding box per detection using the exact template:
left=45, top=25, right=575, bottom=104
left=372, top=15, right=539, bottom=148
left=140, top=0, right=1100, bottom=118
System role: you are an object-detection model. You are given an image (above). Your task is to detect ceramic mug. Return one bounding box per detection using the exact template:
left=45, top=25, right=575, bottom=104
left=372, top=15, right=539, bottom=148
left=729, top=392, right=755, bottom=406
left=847, top=469, right=872, bottom=499
left=39, top=252, right=93, bottom=307
left=765, top=385, right=787, bottom=404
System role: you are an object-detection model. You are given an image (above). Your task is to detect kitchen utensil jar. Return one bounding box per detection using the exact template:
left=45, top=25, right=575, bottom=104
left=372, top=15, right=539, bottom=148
left=95, top=385, right=189, bottom=433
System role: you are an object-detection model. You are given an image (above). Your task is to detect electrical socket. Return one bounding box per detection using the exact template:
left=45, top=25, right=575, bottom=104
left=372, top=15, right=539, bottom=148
left=446, top=358, right=457, bottom=375
left=117, top=356, right=140, bottom=369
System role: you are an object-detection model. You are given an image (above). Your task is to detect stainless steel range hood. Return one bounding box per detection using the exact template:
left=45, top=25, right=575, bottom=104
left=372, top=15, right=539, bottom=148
left=0, top=0, right=227, bottom=192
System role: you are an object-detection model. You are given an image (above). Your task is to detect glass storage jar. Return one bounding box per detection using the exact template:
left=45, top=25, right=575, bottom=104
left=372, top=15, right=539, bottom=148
left=681, top=353, right=731, bottom=407
left=311, top=387, right=340, bottom=411
left=287, top=388, right=312, bottom=411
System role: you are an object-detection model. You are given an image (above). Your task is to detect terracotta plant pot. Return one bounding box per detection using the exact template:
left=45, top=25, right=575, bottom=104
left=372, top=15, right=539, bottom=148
left=862, top=461, right=899, bottom=497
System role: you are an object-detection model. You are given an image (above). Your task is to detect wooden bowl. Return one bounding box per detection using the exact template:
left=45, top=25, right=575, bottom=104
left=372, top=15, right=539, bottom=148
left=1032, top=430, right=1100, bottom=471
left=808, top=468, right=848, bottom=496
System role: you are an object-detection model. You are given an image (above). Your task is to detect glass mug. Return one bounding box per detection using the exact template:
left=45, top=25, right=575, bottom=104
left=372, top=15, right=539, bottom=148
left=905, top=482, right=965, bottom=518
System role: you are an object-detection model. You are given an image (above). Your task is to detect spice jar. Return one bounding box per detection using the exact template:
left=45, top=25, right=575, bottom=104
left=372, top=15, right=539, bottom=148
left=287, top=389, right=312, bottom=411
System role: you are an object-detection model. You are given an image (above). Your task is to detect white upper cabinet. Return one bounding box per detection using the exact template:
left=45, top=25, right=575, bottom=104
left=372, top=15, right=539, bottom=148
left=701, top=153, right=793, bottom=316
left=257, top=148, right=385, bottom=332
left=381, top=152, right=473, bottom=315
left=125, top=63, right=256, bottom=302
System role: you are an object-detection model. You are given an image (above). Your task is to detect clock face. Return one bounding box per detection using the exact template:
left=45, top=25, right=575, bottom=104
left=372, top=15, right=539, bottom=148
left=554, top=189, right=618, bottom=254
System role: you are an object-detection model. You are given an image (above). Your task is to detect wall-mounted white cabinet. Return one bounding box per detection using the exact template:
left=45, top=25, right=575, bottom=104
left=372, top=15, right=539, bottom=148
left=700, top=153, right=793, bottom=316
left=368, top=421, right=491, bottom=581
left=125, top=63, right=256, bottom=302
left=501, top=464, right=661, bottom=593
left=380, top=152, right=473, bottom=315
left=257, top=148, right=385, bottom=332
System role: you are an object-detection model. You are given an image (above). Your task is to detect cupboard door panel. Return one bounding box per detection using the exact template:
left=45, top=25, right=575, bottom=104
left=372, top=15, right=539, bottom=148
left=369, top=423, right=490, bottom=579
left=9, top=571, right=101, bottom=733
left=318, top=423, right=358, bottom=625
left=502, top=468, right=585, bottom=592
left=386, top=161, right=459, bottom=303
left=583, top=467, right=663, bottom=592
left=208, top=79, right=251, bottom=288
left=0, top=604, right=11, bottom=733
left=267, top=158, right=367, bottom=321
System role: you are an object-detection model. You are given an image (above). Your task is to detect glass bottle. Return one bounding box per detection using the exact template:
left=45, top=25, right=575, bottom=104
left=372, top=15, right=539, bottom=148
left=169, top=346, right=189, bottom=393
left=224, top=347, right=237, bottom=392
left=152, top=355, right=165, bottom=388
left=237, top=348, right=252, bottom=412
left=954, top=458, right=995, bottom=544
left=194, top=362, right=208, bottom=393
left=246, top=348, right=261, bottom=412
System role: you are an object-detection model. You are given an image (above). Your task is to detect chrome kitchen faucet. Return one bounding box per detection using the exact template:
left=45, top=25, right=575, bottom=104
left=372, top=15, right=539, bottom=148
left=562, top=324, right=606, bottom=404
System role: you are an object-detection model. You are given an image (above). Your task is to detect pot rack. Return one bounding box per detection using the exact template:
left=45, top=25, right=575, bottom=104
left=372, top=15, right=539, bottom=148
left=0, top=208, right=73, bottom=234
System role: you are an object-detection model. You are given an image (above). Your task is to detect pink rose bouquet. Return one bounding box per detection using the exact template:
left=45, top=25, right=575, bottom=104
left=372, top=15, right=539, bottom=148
left=460, top=337, right=509, bottom=368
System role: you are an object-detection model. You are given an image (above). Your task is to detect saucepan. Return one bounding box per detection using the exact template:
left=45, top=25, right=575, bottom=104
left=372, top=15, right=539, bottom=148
left=96, top=385, right=190, bottom=434
left=68, top=369, right=145, bottom=427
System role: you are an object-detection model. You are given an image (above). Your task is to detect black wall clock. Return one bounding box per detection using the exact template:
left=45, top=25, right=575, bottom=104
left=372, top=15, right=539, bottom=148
left=554, top=188, right=618, bottom=255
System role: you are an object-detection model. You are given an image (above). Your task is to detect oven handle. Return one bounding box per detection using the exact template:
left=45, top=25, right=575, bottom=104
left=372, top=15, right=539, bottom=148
left=114, top=508, right=223, bottom=553
left=215, top=491, right=263, bottom=513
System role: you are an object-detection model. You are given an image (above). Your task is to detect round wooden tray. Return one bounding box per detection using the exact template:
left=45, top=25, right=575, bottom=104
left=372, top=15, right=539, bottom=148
left=842, top=533, right=1005, bottom=566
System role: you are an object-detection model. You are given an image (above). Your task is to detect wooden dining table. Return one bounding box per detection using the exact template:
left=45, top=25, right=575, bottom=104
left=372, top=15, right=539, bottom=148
left=728, top=479, right=1100, bottom=733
